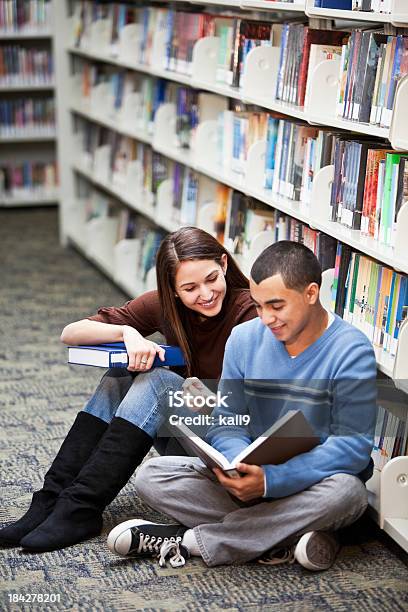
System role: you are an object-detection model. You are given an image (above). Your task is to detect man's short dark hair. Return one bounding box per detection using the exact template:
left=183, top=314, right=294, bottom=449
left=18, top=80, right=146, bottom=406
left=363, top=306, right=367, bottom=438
left=250, top=241, right=322, bottom=290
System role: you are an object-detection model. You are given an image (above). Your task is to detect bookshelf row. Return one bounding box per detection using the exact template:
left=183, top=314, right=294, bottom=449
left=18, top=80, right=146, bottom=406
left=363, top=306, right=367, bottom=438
left=69, top=103, right=408, bottom=379
left=0, top=0, right=58, bottom=208
left=0, top=0, right=53, bottom=34
left=66, top=10, right=408, bottom=150
left=68, top=90, right=408, bottom=277
left=119, top=0, right=408, bottom=25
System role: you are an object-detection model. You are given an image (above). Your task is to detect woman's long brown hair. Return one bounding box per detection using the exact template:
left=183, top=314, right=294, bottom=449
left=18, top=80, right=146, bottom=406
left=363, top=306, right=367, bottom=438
left=156, top=227, right=249, bottom=376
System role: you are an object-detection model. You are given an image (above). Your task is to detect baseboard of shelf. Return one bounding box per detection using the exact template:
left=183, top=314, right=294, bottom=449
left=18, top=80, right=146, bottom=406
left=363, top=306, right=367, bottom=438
left=0, top=197, right=58, bottom=208
left=0, top=30, right=53, bottom=39
left=0, top=132, right=56, bottom=143
left=0, top=82, right=55, bottom=92
left=383, top=518, right=408, bottom=553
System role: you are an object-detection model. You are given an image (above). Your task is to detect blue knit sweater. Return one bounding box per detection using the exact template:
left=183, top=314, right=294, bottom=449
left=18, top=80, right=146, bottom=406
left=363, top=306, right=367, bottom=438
left=206, top=315, right=377, bottom=498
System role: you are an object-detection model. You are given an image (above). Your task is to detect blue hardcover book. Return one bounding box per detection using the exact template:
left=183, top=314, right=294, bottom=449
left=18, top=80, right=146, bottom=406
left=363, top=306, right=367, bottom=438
left=317, top=1, right=352, bottom=7
left=68, top=343, right=185, bottom=369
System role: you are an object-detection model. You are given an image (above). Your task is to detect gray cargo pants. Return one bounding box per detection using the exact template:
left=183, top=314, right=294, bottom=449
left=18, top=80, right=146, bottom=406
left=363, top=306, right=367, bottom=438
left=134, top=456, right=368, bottom=567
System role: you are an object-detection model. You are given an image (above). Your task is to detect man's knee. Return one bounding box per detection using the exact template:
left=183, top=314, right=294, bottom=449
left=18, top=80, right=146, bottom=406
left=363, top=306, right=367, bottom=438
left=320, top=473, right=368, bottom=526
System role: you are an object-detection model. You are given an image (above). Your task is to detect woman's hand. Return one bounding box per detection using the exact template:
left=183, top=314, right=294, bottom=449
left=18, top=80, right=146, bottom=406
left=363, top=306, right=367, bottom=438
left=122, top=326, right=165, bottom=372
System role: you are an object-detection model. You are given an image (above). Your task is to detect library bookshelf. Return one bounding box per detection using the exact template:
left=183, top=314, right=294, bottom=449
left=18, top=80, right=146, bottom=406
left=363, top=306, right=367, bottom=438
left=54, top=0, right=408, bottom=552
left=0, top=0, right=59, bottom=208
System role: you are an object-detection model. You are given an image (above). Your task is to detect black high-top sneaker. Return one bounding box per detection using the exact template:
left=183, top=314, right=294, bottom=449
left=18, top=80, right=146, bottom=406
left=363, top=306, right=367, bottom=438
left=107, top=519, right=189, bottom=568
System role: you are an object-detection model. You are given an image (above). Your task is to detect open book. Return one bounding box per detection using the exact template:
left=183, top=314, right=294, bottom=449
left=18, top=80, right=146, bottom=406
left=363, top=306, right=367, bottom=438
left=172, top=410, right=319, bottom=477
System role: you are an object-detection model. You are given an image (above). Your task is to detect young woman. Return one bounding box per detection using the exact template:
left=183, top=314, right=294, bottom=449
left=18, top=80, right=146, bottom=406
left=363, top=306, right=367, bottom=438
left=0, top=226, right=256, bottom=552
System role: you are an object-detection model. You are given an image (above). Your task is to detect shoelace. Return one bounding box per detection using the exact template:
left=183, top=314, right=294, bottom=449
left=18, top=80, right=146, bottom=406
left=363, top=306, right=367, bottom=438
left=136, top=533, right=164, bottom=555
left=158, top=537, right=186, bottom=568
left=136, top=533, right=186, bottom=568
left=258, top=546, right=295, bottom=566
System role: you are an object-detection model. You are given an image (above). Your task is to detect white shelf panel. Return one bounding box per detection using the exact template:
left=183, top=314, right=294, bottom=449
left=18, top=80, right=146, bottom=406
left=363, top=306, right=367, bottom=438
left=0, top=131, right=56, bottom=142
left=0, top=81, right=55, bottom=92
left=72, top=162, right=178, bottom=234
left=306, top=7, right=392, bottom=22
left=0, top=194, right=58, bottom=207
left=189, top=0, right=241, bottom=5
left=383, top=518, right=408, bottom=553
left=305, top=0, right=392, bottom=22
left=67, top=230, right=145, bottom=298
left=68, top=46, right=393, bottom=143
left=241, top=1, right=305, bottom=11
left=0, top=30, right=53, bottom=39
left=71, top=103, right=151, bottom=144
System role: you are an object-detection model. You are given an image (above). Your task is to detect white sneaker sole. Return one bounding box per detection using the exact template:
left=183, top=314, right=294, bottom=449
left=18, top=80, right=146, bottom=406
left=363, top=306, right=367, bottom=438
left=107, top=519, right=156, bottom=556
left=294, top=531, right=339, bottom=571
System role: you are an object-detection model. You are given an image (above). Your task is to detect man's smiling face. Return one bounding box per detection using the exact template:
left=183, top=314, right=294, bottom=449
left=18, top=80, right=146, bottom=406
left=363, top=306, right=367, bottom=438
left=249, top=273, right=316, bottom=345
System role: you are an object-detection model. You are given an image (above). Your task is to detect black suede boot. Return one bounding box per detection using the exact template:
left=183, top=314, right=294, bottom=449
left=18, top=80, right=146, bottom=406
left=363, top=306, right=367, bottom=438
left=0, top=411, right=108, bottom=547
left=20, top=417, right=152, bottom=552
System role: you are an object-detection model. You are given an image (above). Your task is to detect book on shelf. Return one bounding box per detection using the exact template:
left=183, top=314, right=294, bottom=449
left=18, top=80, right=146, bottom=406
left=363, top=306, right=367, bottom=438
left=172, top=409, right=319, bottom=478
left=314, top=1, right=352, bottom=7
left=332, top=250, right=408, bottom=353
left=0, top=0, right=52, bottom=33
left=68, top=343, right=185, bottom=369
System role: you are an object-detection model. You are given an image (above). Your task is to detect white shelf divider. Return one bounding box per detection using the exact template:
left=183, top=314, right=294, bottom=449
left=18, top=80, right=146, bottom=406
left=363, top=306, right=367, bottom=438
left=320, top=268, right=335, bottom=313
left=155, top=178, right=175, bottom=225
left=117, top=23, right=141, bottom=64
left=191, top=37, right=220, bottom=85
left=309, top=164, right=334, bottom=227
left=389, top=75, right=408, bottom=151
left=89, top=19, right=111, bottom=55
left=241, top=45, right=279, bottom=102
left=193, top=119, right=220, bottom=169
left=393, top=318, right=408, bottom=393
left=380, top=456, right=408, bottom=553
left=153, top=103, right=177, bottom=151
left=114, top=238, right=144, bottom=297
left=391, top=0, right=408, bottom=26
left=305, top=57, right=341, bottom=125
left=244, top=139, right=267, bottom=192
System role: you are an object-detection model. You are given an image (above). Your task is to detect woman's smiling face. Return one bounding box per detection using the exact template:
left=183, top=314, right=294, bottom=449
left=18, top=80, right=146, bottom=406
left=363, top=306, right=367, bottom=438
left=174, top=255, right=228, bottom=317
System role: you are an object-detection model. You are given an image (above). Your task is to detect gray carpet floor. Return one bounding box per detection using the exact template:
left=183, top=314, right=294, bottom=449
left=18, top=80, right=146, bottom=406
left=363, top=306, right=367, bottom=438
left=0, top=208, right=407, bottom=611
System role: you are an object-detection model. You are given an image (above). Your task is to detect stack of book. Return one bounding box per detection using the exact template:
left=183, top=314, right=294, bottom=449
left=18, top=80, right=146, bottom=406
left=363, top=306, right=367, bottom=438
left=0, top=45, right=53, bottom=86
left=332, top=245, right=408, bottom=356
left=0, top=0, right=52, bottom=33
left=0, top=161, right=57, bottom=198
left=336, top=31, right=408, bottom=128
left=373, top=404, right=408, bottom=470
left=0, top=97, right=55, bottom=136
left=276, top=26, right=348, bottom=107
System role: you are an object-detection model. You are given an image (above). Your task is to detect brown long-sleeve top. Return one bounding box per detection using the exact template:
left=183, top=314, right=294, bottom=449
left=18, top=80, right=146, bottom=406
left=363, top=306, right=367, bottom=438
left=87, top=289, right=257, bottom=380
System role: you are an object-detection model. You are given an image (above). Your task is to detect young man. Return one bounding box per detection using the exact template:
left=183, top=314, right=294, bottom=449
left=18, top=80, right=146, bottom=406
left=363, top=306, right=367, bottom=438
left=107, top=241, right=377, bottom=571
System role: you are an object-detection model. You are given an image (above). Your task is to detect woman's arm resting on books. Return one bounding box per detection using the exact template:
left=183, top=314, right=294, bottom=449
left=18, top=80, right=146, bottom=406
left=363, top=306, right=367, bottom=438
left=60, top=321, right=165, bottom=372
left=60, top=319, right=125, bottom=345
left=213, top=463, right=265, bottom=502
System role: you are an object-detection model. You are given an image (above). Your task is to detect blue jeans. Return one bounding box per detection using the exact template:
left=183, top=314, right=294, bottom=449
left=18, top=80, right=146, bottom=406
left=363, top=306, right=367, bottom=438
left=83, top=368, right=190, bottom=454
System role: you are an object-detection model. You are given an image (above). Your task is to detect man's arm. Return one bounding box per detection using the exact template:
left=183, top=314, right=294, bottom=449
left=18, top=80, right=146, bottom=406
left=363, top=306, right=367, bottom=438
left=262, top=340, right=377, bottom=499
